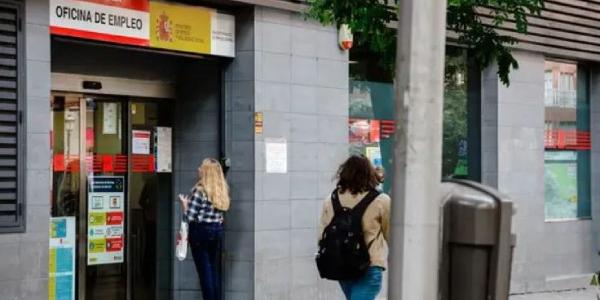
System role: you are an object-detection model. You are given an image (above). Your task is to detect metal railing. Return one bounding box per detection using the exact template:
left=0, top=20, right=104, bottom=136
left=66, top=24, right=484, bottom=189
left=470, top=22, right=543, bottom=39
left=545, top=89, right=576, bottom=108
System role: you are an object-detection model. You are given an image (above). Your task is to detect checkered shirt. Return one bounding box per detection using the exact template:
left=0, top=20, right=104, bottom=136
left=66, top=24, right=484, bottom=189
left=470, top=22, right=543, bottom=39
left=185, top=188, right=224, bottom=224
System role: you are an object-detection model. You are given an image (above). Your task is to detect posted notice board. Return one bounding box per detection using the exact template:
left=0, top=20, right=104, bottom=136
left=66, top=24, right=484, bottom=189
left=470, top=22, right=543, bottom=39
left=87, top=176, right=125, bottom=265
left=49, top=217, right=76, bottom=300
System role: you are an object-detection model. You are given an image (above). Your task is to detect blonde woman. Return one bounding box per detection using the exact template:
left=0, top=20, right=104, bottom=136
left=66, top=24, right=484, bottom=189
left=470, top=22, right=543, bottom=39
left=179, top=158, right=230, bottom=300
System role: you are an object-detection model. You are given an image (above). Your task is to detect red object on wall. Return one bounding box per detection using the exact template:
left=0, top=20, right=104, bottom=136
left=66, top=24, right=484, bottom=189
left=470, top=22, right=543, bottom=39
left=544, top=130, right=591, bottom=150
left=380, top=120, right=396, bottom=138
left=370, top=120, right=380, bottom=143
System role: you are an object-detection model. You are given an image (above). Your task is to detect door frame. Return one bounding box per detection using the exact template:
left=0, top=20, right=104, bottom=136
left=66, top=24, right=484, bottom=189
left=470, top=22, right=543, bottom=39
left=51, top=73, right=176, bottom=99
left=51, top=91, right=174, bottom=300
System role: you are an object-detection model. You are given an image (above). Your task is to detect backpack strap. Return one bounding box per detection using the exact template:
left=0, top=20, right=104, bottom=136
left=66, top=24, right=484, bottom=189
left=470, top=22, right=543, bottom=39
left=331, top=188, right=343, bottom=215
left=351, top=189, right=380, bottom=218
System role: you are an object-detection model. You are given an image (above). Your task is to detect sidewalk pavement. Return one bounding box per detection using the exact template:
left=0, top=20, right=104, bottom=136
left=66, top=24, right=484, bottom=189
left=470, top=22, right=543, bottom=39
left=510, top=288, right=598, bottom=299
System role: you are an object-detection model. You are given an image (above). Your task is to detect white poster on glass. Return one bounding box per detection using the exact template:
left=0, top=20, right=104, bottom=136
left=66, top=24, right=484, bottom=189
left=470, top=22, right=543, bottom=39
left=87, top=176, right=125, bottom=266
left=132, top=130, right=151, bottom=154
left=155, top=127, right=172, bottom=173
left=102, top=103, right=118, bottom=134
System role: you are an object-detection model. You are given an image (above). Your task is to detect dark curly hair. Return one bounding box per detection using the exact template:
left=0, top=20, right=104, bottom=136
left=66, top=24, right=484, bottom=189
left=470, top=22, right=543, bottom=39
left=336, top=155, right=380, bottom=195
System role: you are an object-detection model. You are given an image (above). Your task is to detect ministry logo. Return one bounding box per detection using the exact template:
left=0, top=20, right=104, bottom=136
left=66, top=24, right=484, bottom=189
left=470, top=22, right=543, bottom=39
left=156, top=11, right=172, bottom=42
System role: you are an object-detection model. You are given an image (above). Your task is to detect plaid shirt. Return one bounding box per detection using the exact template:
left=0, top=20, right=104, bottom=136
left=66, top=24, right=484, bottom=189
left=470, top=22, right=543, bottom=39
left=185, top=188, right=224, bottom=224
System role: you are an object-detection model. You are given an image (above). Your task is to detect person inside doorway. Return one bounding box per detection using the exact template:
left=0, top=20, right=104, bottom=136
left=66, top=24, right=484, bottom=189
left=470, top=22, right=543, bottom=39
left=317, top=155, right=391, bottom=300
left=179, top=158, right=230, bottom=300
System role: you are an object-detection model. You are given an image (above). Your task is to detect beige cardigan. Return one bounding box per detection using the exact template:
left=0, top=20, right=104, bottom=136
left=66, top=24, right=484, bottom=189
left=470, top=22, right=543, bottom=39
left=319, top=190, right=391, bottom=269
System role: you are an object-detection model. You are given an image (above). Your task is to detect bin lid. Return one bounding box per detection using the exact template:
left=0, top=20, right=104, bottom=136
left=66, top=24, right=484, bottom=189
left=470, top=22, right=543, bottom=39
left=442, top=182, right=502, bottom=245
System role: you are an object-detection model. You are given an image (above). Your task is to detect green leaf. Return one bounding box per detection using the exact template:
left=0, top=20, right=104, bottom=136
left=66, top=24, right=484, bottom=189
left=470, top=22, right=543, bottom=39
left=308, top=0, right=544, bottom=86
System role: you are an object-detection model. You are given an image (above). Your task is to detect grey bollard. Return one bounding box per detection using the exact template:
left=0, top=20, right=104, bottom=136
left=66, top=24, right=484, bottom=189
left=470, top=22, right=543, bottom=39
left=439, top=180, right=516, bottom=300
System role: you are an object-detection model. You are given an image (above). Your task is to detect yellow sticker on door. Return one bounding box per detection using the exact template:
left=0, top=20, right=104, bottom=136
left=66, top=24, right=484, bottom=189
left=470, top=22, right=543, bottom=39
left=89, top=212, right=106, bottom=226
left=88, top=239, right=106, bottom=253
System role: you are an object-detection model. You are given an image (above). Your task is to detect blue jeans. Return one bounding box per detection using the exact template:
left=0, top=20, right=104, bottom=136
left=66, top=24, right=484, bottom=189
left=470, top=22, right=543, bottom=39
left=339, top=267, right=384, bottom=300
left=189, top=222, right=224, bottom=300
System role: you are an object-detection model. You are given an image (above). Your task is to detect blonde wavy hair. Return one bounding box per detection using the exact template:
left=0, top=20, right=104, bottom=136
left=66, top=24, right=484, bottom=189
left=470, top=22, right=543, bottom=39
left=196, top=158, right=230, bottom=211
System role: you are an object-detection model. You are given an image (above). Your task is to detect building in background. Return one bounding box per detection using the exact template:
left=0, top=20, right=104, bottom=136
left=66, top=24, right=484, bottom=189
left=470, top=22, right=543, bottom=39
left=346, top=1, right=600, bottom=295
left=1, top=0, right=600, bottom=299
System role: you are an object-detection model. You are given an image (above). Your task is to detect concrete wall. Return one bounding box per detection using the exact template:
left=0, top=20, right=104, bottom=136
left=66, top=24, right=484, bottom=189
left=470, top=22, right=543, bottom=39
left=252, top=6, right=349, bottom=300
left=172, top=60, right=222, bottom=299
left=0, top=0, right=52, bottom=298
left=221, top=5, right=351, bottom=300
left=222, top=7, right=256, bottom=300
left=482, top=50, right=596, bottom=294
left=590, top=67, right=600, bottom=285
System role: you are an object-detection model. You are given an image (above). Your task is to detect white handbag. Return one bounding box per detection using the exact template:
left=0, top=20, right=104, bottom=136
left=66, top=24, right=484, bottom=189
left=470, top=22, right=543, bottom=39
left=176, top=220, right=188, bottom=261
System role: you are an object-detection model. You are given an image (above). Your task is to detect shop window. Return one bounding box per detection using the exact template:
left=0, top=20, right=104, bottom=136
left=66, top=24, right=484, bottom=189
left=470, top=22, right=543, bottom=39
left=0, top=2, right=23, bottom=233
left=544, top=61, right=591, bottom=220
left=348, top=46, right=479, bottom=193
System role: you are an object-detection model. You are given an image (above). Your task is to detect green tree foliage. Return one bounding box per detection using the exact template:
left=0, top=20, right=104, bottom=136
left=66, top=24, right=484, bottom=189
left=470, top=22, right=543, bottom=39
left=308, top=0, right=544, bottom=85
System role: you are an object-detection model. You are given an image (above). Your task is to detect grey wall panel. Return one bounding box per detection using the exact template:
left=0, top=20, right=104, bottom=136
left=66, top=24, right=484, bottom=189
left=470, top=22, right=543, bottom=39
left=223, top=7, right=257, bottom=300
left=483, top=51, right=597, bottom=294
left=0, top=0, right=52, bottom=298
left=253, top=6, right=349, bottom=300
left=171, top=60, right=222, bottom=299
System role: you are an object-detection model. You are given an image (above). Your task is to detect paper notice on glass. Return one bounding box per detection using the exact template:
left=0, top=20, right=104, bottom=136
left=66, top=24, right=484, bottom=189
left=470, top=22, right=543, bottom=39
left=155, top=127, right=172, bottom=173
left=132, top=130, right=151, bottom=154
left=102, top=103, right=118, bottom=134
left=265, top=139, right=287, bottom=174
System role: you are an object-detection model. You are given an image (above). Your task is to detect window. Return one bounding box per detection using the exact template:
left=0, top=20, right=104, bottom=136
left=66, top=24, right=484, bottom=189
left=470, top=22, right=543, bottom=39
left=0, top=2, right=23, bottom=233
left=348, top=45, right=480, bottom=193
left=442, top=47, right=470, bottom=179
left=544, top=61, right=590, bottom=220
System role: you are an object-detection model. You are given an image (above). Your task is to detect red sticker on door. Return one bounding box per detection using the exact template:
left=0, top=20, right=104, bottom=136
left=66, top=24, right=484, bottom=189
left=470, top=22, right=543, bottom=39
left=106, top=237, right=123, bottom=252
left=106, top=212, right=124, bottom=225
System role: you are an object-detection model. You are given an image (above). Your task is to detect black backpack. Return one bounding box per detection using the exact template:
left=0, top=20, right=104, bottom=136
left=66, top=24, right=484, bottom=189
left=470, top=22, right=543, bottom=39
left=316, top=188, right=380, bottom=280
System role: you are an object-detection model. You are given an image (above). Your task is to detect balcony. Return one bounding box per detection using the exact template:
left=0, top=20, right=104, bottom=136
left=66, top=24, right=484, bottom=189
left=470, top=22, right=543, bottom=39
left=545, top=89, right=576, bottom=108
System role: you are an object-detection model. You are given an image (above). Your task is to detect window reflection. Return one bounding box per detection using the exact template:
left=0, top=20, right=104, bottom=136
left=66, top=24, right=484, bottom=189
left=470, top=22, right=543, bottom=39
left=543, top=61, right=591, bottom=220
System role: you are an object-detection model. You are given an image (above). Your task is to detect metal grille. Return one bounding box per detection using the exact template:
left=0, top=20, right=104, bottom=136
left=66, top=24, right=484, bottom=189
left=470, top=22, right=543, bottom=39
left=0, top=3, right=22, bottom=232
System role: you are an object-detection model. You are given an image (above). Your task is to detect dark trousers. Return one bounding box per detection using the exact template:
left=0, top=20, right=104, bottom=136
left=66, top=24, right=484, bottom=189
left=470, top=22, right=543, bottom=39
left=189, top=222, right=224, bottom=300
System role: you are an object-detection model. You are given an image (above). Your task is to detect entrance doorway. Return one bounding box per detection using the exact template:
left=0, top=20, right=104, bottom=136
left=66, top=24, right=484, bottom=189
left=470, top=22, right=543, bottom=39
left=50, top=93, right=174, bottom=300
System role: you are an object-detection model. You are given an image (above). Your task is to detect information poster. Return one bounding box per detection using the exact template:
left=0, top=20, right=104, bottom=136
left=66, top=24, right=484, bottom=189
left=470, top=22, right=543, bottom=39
left=265, top=139, right=287, bottom=174
left=49, top=217, right=76, bottom=300
left=88, top=176, right=125, bottom=265
left=155, top=127, right=172, bottom=173
left=132, top=130, right=151, bottom=154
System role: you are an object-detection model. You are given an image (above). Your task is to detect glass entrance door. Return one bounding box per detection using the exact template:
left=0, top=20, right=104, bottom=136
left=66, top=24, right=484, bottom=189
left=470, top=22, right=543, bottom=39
left=128, top=100, right=173, bottom=300
left=84, top=97, right=127, bottom=300
left=51, top=93, right=173, bottom=300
